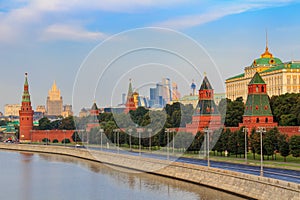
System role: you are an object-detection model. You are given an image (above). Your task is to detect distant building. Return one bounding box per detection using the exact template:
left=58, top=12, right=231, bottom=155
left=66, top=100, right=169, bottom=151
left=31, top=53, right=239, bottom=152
left=46, top=81, right=63, bottom=116
left=36, top=105, right=46, bottom=114
left=4, top=104, right=21, bottom=116
left=79, top=108, right=89, bottom=118
left=62, top=104, right=73, bottom=118
left=172, top=82, right=181, bottom=101
left=172, top=92, right=225, bottom=108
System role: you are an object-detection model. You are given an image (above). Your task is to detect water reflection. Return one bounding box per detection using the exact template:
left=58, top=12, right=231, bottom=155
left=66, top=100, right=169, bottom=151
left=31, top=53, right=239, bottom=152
left=0, top=150, right=245, bottom=200
left=38, top=153, right=244, bottom=200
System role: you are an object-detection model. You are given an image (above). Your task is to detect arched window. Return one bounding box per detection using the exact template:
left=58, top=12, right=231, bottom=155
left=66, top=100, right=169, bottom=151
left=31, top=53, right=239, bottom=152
left=256, top=85, right=259, bottom=92
left=265, top=118, right=268, bottom=123
left=262, top=86, right=264, bottom=92
left=256, top=118, right=259, bottom=123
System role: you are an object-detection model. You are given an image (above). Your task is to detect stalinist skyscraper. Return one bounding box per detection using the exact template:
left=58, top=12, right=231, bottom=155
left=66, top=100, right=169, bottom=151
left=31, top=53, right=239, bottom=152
left=46, top=81, right=63, bottom=116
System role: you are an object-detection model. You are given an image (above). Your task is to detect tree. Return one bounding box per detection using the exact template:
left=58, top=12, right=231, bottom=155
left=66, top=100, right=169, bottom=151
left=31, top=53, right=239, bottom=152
left=38, top=117, right=51, bottom=130
left=62, top=138, right=70, bottom=144
left=221, top=97, right=244, bottom=127
left=289, top=135, right=300, bottom=158
left=280, top=141, right=290, bottom=162
left=270, top=93, right=300, bottom=126
left=59, top=116, right=75, bottom=130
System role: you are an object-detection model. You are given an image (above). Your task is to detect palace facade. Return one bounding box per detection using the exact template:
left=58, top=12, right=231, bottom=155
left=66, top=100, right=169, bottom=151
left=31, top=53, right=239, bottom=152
left=226, top=44, right=300, bottom=101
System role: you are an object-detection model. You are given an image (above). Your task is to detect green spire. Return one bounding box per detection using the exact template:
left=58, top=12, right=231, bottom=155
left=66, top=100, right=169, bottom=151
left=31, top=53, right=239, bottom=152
left=249, top=72, right=265, bottom=85
left=22, top=73, right=31, bottom=102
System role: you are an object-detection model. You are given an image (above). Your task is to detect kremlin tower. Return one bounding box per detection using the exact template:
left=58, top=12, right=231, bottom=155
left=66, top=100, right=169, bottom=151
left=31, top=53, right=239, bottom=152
left=86, top=101, right=100, bottom=132
left=239, top=72, right=277, bottom=129
left=124, top=79, right=137, bottom=114
left=19, top=73, right=34, bottom=142
left=186, top=76, right=222, bottom=133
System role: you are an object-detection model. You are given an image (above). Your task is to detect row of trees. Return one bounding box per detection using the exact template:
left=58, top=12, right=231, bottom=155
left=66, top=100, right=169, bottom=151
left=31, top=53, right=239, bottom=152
left=37, top=116, right=75, bottom=130
left=218, top=93, right=300, bottom=127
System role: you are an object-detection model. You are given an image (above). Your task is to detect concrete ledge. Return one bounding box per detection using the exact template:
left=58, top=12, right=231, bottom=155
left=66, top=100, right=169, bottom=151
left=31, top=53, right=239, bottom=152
left=0, top=144, right=299, bottom=200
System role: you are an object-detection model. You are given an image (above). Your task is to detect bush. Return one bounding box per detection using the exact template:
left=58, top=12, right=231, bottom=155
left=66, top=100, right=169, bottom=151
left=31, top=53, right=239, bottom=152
left=52, top=139, right=59, bottom=143
left=42, top=138, right=50, bottom=143
left=61, top=138, right=70, bottom=144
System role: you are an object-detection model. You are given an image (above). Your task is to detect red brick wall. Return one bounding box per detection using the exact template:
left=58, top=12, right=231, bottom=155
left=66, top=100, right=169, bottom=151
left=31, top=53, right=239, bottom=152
left=30, top=130, right=75, bottom=143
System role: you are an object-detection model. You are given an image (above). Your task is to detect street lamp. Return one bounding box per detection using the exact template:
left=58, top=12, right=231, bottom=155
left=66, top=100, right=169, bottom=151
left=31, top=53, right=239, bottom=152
left=242, top=127, right=248, bottom=164
left=165, top=128, right=170, bottom=160
left=137, top=129, right=143, bottom=156
left=63, top=130, right=66, bottom=147
left=113, top=129, right=120, bottom=154
left=128, top=129, right=132, bottom=151
left=256, top=127, right=266, bottom=176
left=147, top=128, right=152, bottom=152
left=203, top=128, right=211, bottom=167
left=172, top=130, right=175, bottom=155
left=99, top=128, right=104, bottom=150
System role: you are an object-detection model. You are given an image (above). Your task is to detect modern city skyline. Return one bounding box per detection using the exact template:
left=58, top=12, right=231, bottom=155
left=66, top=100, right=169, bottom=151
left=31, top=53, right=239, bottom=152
left=0, top=1, right=300, bottom=114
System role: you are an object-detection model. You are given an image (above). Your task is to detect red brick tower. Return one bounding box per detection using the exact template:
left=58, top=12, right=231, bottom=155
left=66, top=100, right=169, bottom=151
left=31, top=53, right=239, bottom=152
left=239, top=72, right=277, bottom=129
left=19, top=73, right=34, bottom=142
left=186, top=76, right=222, bottom=133
left=86, top=101, right=100, bottom=131
left=124, top=79, right=136, bottom=114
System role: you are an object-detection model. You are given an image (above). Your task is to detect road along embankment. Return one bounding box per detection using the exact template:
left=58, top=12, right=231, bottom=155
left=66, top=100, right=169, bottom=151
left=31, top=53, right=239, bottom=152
left=0, top=144, right=299, bottom=200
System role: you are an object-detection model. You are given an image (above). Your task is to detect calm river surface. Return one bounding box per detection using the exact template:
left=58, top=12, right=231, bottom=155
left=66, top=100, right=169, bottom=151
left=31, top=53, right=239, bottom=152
left=0, top=150, right=245, bottom=200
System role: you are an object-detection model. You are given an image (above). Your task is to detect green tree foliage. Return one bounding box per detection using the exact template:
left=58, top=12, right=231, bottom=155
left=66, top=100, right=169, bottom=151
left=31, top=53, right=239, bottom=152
left=42, top=138, right=50, bottom=143
left=280, top=141, right=290, bottom=161
left=62, top=138, right=70, bottom=144
left=289, top=135, right=300, bottom=158
left=71, top=131, right=81, bottom=142
left=59, top=116, right=75, bottom=130
left=218, top=97, right=244, bottom=127
left=38, top=117, right=51, bottom=130
left=270, top=93, right=300, bottom=126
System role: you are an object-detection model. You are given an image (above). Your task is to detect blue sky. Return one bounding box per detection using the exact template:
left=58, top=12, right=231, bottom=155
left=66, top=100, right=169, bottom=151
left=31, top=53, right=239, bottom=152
left=0, top=0, right=300, bottom=114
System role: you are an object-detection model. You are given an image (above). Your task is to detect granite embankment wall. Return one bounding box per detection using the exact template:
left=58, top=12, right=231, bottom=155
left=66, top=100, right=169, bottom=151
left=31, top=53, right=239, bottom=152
left=0, top=144, right=299, bottom=200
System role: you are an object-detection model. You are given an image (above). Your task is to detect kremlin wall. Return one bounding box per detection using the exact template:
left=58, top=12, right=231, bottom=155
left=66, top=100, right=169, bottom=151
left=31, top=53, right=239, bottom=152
left=17, top=43, right=300, bottom=143
left=19, top=73, right=75, bottom=143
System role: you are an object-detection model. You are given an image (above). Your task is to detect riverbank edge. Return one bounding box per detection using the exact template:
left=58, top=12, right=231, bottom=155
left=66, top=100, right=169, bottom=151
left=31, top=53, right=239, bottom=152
left=0, top=144, right=299, bottom=200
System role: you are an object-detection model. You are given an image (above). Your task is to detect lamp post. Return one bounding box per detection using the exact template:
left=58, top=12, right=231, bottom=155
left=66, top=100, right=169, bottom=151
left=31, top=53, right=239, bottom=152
left=137, top=129, right=142, bottom=156
left=113, top=129, right=120, bottom=154
left=147, top=128, right=152, bottom=152
left=128, top=129, right=132, bottom=151
left=242, top=127, right=248, bottom=164
left=256, top=127, right=266, bottom=176
left=165, top=128, right=170, bottom=160
left=99, top=128, right=104, bottom=150
left=63, top=130, right=66, bottom=147
left=203, top=128, right=211, bottom=167
left=172, top=130, right=175, bottom=155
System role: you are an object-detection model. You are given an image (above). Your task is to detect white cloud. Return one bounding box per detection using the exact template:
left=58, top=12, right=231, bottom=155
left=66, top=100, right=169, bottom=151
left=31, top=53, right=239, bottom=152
left=40, top=24, right=107, bottom=41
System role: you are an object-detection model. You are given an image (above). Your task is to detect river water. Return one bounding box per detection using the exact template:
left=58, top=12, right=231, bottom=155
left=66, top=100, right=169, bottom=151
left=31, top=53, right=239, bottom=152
left=0, top=150, right=245, bottom=200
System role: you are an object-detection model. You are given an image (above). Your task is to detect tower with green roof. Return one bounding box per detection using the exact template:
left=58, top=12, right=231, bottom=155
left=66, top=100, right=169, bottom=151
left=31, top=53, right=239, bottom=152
left=19, top=73, right=34, bottom=142
left=239, top=72, right=277, bottom=129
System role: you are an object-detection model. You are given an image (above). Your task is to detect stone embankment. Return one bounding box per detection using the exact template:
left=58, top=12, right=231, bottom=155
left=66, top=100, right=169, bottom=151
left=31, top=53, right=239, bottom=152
left=0, top=144, right=299, bottom=200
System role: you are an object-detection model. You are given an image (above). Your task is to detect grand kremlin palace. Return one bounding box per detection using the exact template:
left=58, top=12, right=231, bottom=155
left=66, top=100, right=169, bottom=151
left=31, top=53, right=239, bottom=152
left=226, top=44, right=300, bottom=101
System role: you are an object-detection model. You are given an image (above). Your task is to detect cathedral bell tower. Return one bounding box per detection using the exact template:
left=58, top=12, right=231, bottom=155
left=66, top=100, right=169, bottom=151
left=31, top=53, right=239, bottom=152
left=19, top=73, right=34, bottom=142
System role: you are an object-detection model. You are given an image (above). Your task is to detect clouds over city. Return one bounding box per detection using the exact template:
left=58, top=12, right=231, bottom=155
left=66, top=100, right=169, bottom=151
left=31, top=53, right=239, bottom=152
left=0, top=0, right=298, bottom=43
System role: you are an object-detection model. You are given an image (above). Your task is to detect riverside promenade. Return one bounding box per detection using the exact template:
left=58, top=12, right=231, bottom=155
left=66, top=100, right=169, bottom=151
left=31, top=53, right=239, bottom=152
left=0, top=143, right=299, bottom=200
